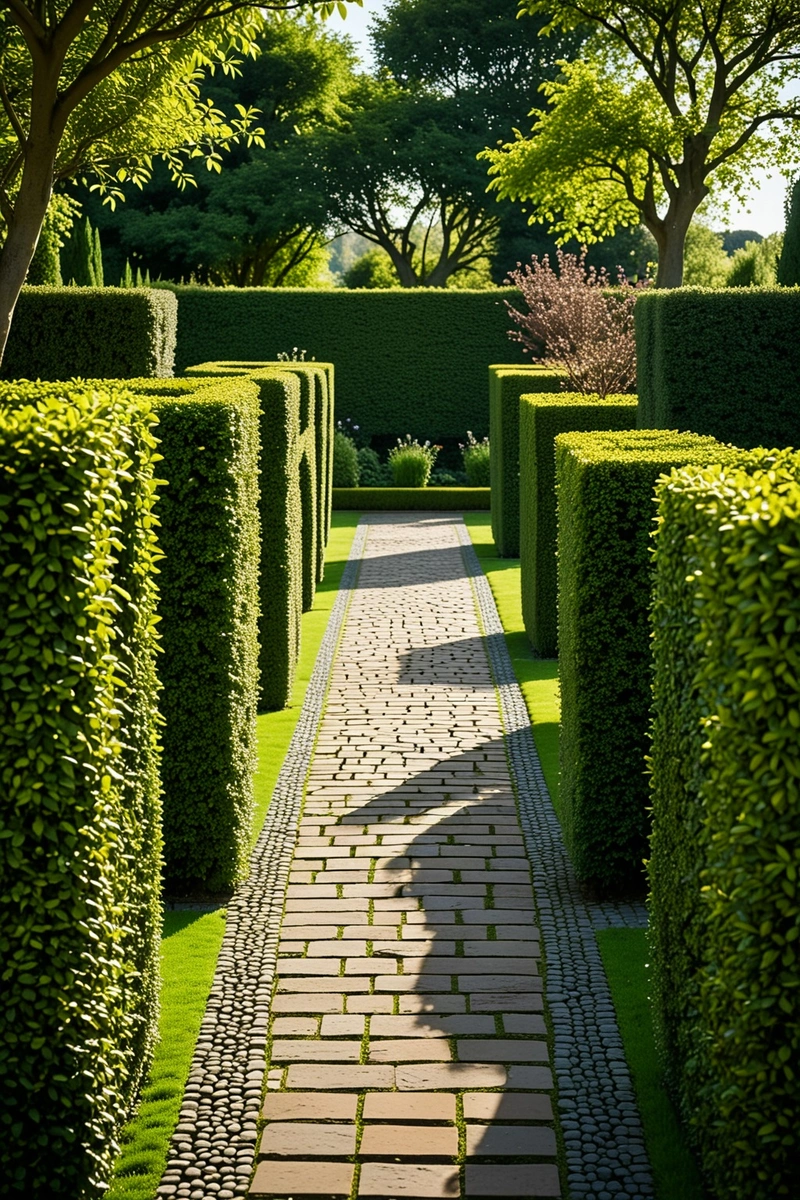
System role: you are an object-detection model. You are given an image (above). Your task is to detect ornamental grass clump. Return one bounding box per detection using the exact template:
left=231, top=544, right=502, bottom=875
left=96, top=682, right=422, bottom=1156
left=506, top=248, right=638, bottom=398
left=460, top=431, right=490, bottom=486
left=389, top=434, right=438, bottom=487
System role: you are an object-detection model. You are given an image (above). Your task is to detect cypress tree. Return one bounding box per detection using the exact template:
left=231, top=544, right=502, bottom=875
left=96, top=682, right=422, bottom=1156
left=61, top=217, right=94, bottom=286
left=777, top=176, right=800, bottom=285
left=92, top=226, right=104, bottom=287
left=27, top=223, right=63, bottom=285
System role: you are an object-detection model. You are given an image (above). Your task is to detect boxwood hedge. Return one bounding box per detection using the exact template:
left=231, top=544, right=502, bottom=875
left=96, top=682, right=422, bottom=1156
left=2, top=287, right=177, bottom=380
left=0, top=382, right=162, bottom=1195
left=489, top=365, right=565, bottom=558
left=555, top=428, right=747, bottom=891
left=519, top=393, right=637, bottom=657
left=125, top=378, right=261, bottom=891
left=332, top=487, right=490, bottom=510
left=635, top=287, right=800, bottom=449
left=649, top=453, right=800, bottom=1198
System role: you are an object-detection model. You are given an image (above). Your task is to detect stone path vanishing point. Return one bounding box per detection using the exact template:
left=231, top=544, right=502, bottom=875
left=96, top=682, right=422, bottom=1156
left=158, top=514, right=653, bottom=1200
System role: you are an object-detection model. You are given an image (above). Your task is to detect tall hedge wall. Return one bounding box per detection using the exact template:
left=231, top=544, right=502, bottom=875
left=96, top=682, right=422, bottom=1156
left=0, top=382, right=162, bottom=1195
left=519, top=393, right=637, bottom=657
left=555, top=428, right=747, bottom=891
left=649, top=453, right=800, bottom=1199
left=124, top=378, right=261, bottom=891
left=185, top=360, right=332, bottom=597
left=2, top=287, right=177, bottom=380
left=173, top=288, right=523, bottom=439
left=635, top=288, right=800, bottom=449
left=489, top=365, right=565, bottom=558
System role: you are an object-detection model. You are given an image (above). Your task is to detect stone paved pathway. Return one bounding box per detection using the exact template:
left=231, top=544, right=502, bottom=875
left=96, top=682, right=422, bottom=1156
left=252, top=516, right=561, bottom=1199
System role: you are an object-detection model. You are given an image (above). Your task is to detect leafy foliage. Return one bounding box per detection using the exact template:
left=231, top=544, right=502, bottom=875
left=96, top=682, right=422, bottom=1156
left=332, top=485, right=489, bottom=509
left=555, top=428, right=746, bottom=891
left=681, top=223, right=730, bottom=289
left=727, top=232, right=782, bottom=287
left=333, top=428, right=360, bottom=486
left=388, top=434, right=439, bottom=486
left=506, top=249, right=638, bottom=397
left=0, top=381, right=162, bottom=1196
left=460, top=431, right=490, bottom=486
left=634, top=288, right=800, bottom=449
left=777, top=176, right=800, bottom=286
left=649, top=452, right=800, bottom=1198
left=519, top=390, right=636, bottom=657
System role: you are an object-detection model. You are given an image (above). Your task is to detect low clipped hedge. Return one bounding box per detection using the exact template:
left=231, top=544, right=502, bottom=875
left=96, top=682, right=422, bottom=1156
left=125, top=378, right=261, bottom=892
left=635, top=287, right=800, bottom=449
left=2, top=287, right=177, bottom=379
left=0, top=382, right=162, bottom=1194
left=519, top=393, right=637, bottom=656
left=333, top=487, right=490, bottom=510
left=556, top=428, right=747, bottom=891
left=489, top=365, right=565, bottom=558
left=649, top=453, right=800, bottom=1198
left=185, top=360, right=333, bottom=599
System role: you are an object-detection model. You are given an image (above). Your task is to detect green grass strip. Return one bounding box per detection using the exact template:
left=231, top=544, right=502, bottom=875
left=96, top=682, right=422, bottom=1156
left=463, top=513, right=560, bottom=810
left=108, top=513, right=362, bottom=1199
left=596, top=929, right=706, bottom=1200
left=106, top=911, right=227, bottom=1198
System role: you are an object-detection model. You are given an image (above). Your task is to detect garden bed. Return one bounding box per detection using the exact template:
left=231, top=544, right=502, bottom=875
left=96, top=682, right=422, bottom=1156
left=333, top=486, right=490, bottom=510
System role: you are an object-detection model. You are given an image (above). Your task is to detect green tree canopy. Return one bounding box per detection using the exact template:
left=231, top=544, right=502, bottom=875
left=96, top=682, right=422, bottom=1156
left=0, top=0, right=359, bottom=360
left=482, top=1, right=800, bottom=286
left=75, top=16, right=358, bottom=285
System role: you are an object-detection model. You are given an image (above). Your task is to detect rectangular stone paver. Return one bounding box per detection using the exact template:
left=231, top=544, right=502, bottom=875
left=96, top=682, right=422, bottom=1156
left=256, top=516, right=562, bottom=1200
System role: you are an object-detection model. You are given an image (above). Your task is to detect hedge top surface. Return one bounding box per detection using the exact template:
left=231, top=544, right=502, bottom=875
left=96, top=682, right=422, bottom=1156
left=524, top=391, right=638, bottom=412
left=184, top=360, right=334, bottom=375
left=555, top=426, right=732, bottom=465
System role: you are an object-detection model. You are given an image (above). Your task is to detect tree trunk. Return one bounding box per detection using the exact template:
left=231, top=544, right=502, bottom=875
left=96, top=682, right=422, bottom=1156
left=0, top=145, right=57, bottom=369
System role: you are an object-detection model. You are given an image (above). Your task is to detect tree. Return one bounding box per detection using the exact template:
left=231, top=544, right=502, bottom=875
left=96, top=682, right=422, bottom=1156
left=0, top=1, right=354, bottom=364
left=728, top=231, right=782, bottom=287
left=482, top=1, right=800, bottom=286
left=682, top=222, right=730, bottom=288
left=74, top=15, right=357, bottom=285
left=778, top=177, right=800, bottom=285
left=365, top=0, right=582, bottom=284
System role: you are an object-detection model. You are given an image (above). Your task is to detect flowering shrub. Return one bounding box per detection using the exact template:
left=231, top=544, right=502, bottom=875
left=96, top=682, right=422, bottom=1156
left=505, top=249, right=638, bottom=398
left=333, top=420, right=360, bottom=487
left=388, top=435, right=439, bottom=487
left=460, top=431, right=490, bottom=486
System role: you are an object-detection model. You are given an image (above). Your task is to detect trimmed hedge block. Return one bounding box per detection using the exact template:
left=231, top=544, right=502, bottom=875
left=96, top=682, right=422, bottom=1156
left=3, top=286, right=177, bottom=380
left=489, top=365, right=565, bottom=558
left=172, top=288, right=524, bottom=439
left=125, top=378, right=261, bottom=891
left=333, top=487, right=491, bottom=510
left=519, top=393, right=637, bottom=656
left=635, top=287, right=800, bottom=449
left=556, top=428, right=747, bottom=891
left=648, top=452, right=800, bottom=1199
left=0, top=382, right=162, bottom=1193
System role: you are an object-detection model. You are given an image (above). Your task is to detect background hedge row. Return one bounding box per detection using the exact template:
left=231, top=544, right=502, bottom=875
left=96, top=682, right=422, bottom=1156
left=555, top=428, right=748, bottom=891
left=332, top=486, right=491, bottom=510
left=489, top=365, right=565, bottom=558
left=635, top=288, right=800, bottom=449
left=519, top=393, right=637, bottom=657
left=649, top=453, right=799, bottom=1198
left=2, top=287, right=177, bottom=380
left=174, top=288, right=523, bottom=439
left=0, top=382, right=163, bottom=1195
left=125, top=377, right=262, bottom=893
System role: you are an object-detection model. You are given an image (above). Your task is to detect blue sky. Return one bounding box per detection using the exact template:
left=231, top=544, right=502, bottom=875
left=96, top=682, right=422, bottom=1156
left=328, top=0, right=788, bottom=235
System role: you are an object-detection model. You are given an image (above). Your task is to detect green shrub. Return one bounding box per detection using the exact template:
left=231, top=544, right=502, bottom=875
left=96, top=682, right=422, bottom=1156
left=333, top=487, right=490, bottom=510
left=357, top=445, right=391, bottom=486
left=389, top=435, right=438, bottom=486
left=634, top=288, right=800, bottom=449
left=649, top=453, right=800, bottom=1198
left=777, top=176, right=800, bottom=286
left=123, top=378, right=261, bottom=892
left=519, top=392, right=637, bottom=656
left=184, top=360, right=332, bottom=595
left=333, top=428, right=360, bottom=486
left=489, top=366, right=565, bottom=558
left=460, top=431, right=491, bottom=487
left=0, top=382, right=162, bottom=1195
left=726, top=233, right=782, bottom=288
left=2, top=287, right=177, bottom=380
left=556, top=428, right=747, bottom=892
left=171, top=288, right=524, bottom=439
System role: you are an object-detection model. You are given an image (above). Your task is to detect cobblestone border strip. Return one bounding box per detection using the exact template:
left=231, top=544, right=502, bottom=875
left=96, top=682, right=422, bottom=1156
left=455, top=521, right=655, bottom=1200
left=157, top=523, right=368, bottom=1200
